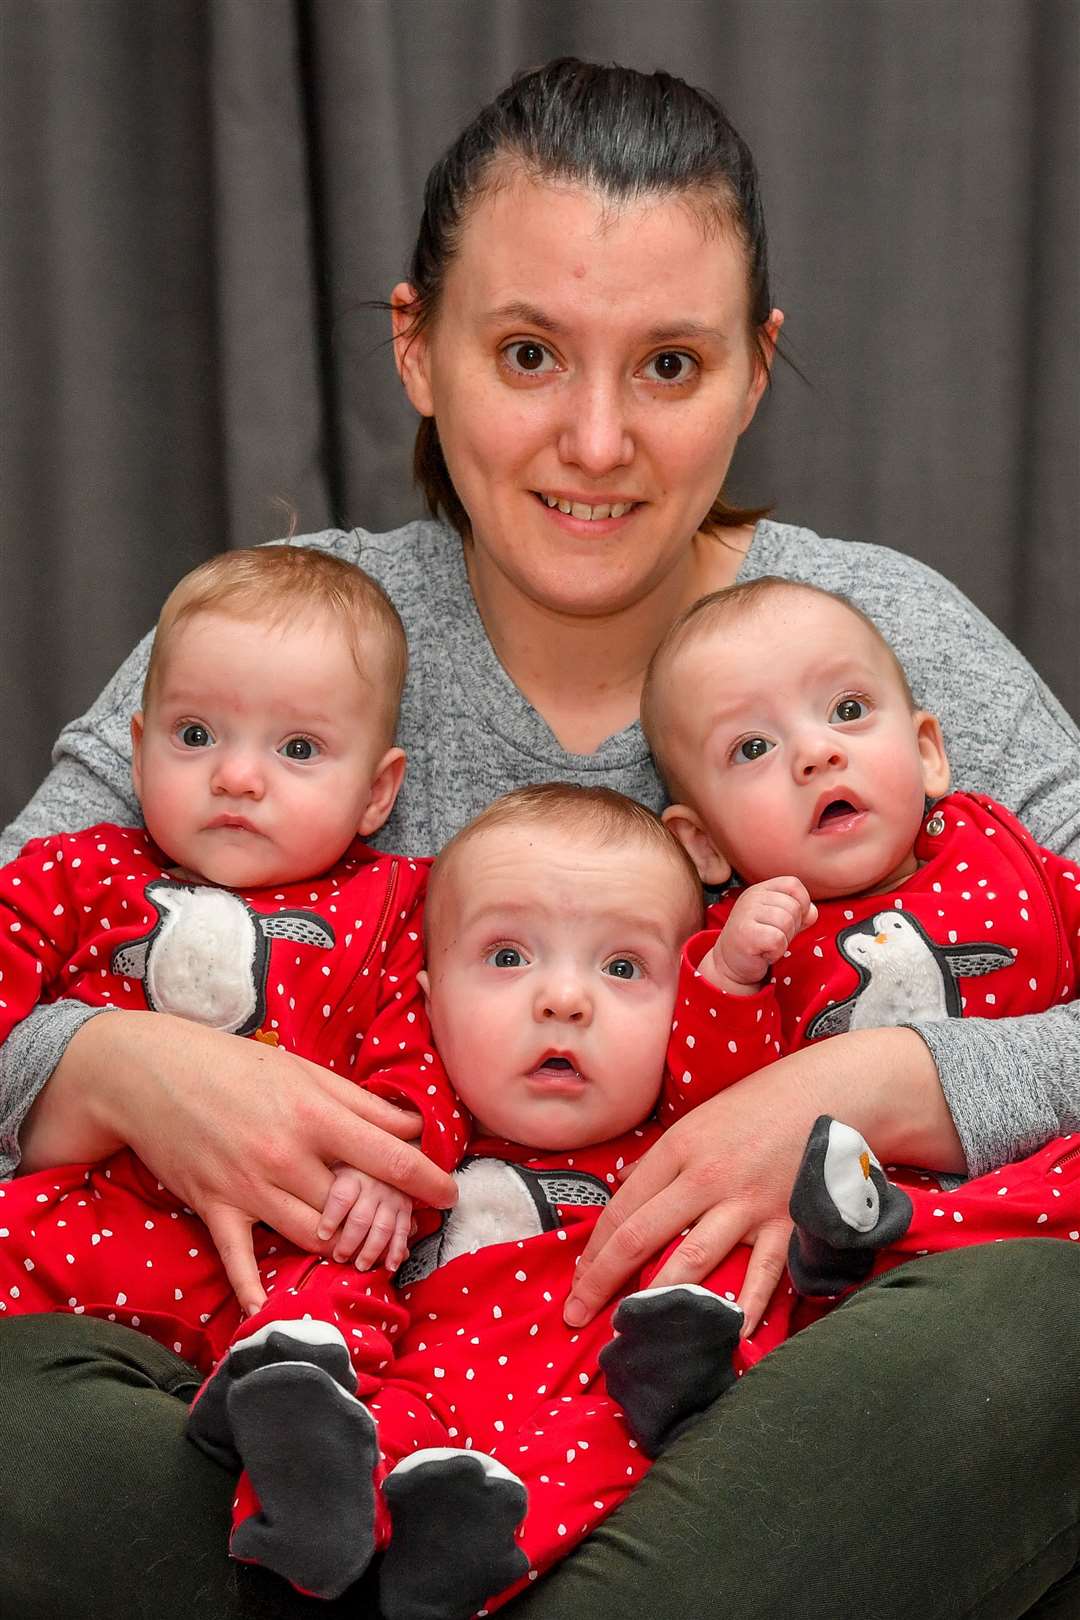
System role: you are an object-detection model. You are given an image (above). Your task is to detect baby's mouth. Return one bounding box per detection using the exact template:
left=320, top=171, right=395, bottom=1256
left=530, top=1054, right=586, bottom=1087
left=813, top=798, right=867, bottom=833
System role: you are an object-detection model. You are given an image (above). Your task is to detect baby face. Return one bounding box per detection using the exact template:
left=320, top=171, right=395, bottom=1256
left=421, top=823, right=693, bottom=1150
left=132, top=609, right=402, bottom=887
left=663, top=592, right=949, bottom=900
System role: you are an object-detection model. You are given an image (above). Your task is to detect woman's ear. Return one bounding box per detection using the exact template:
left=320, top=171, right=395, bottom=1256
left=739, top=307, right=784, bottom=432
left=662, top=804, right=732, bottom=887
left=914, top=711, right=951, bottom=799
left=357, top=748, right=407, bottom=838
left=390, top=281, right=435, bottom=417
left=130, top=712, right=145, bottom=799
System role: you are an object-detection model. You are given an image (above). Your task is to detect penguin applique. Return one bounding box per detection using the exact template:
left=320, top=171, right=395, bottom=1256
left=395, top=1157, right=611, bottom=1286
left=806, top=909, right=1014, bottom=1040
left=110, top=878, right=335, bottom=1036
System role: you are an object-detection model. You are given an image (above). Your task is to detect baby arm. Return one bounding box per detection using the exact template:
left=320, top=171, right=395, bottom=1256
left=702, top=877, right=818, bottom=995
left=317, top=1164, right=413, bottom=1271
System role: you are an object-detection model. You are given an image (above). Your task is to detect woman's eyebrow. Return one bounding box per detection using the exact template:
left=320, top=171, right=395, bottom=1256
left=481, top=301, right=728, bottom=347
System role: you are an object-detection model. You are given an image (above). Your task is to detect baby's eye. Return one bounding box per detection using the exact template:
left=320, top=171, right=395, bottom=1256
left=640, top=350, right=697, bottom=385
left=486, top=946, right=525, bottom=969
left=178, top=723, right=213, bottom=749
left=501, top=341, right=558, bottom=376
left=603, top=957, right=642, bottom=980
left=830, top=698, right=869, bottom=724
left=734, top=736, right=774, bottom=763
left=280, top=737, right=318, bottom=761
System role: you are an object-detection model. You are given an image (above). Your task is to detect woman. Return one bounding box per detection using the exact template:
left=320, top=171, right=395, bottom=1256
left=2, top=59, right=1077, bottom=1620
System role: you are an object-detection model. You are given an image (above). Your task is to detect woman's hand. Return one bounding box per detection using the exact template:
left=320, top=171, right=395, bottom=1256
left=564, top=1026, right=964, bottom=1334
left=21, top=1009, right=457, bottom=1314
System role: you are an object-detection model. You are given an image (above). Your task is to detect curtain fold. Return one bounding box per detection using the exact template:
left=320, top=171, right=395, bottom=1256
left=2, top=0, right=1076, bottom=828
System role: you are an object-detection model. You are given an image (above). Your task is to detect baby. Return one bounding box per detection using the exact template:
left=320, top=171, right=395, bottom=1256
left=0, top=545, right=469, bottom=1457
left=184, top=784, right=737, bottom=1615
left=637, top=576, right=1079, bottom=1309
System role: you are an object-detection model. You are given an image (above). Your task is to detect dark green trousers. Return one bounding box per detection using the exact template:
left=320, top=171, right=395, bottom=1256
left=2, top=1240, right=1078, bottom=1620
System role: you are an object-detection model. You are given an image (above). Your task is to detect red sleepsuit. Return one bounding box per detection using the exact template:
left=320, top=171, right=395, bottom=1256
left=667, top=792, right=1080, bottom=1312
left=218, top=1040, right=781, bottom=1609
left=0, top=823, right=467, bottom=1368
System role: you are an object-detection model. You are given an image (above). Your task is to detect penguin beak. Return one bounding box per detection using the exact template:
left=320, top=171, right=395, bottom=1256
left=859, top=1151, right=871, bottom=1181
left=874, top=932, right=888, bottom=945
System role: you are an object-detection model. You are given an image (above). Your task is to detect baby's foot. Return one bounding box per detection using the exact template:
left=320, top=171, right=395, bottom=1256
left=788, top=1116, right=913, bottom=1295
left=187, top=1318, right=356, bottom=1468
left=599, top=1283, right=743, bottom=1456
left=379, top=1449, right=528, bottom=1620
left=228, top=1360, right=378, bottom=1599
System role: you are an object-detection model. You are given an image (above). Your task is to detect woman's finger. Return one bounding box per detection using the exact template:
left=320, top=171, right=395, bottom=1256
left=735, top=1220, right=793, bottom=1336
left=640, top=1204, right=754, bottom=1291
left=564, top=1173, right=713, bottom=1325
left=202, top=1204, right=265, bottom=1317
left=315, top=1113, right=456, bottom=1210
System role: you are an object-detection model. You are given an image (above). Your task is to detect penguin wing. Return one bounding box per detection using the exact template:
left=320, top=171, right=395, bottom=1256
left=110, top=939, right=150, bottom=979
left=532, top=1168, right=611, bottom=1212
left=262, top=910, right=336, bottom=949
left=806, top=997, right=857, bottom=1040
left=940, top=943, right=1014, bottom=980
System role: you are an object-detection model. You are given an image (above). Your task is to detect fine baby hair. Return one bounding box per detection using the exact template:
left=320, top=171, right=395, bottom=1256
left=640, top=575, right=915, bottom=803
left=143, top=544, right=408, bottom=745
left=425, top=779, right=705, bottom=944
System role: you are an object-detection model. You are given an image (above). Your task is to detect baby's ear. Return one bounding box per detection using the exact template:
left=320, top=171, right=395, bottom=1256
left=914, top=711, right=951, bottom=799
left=130, top=712, right=145, bottom=799
left=416, top=968, right=430, bottom=1008
left=357, top=748, right=407, bottom=837
left=662, top=804, right=732, bottom=887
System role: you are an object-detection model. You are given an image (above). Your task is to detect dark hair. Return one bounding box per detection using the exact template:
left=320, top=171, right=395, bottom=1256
left=399, top=57, right=775, bottom=539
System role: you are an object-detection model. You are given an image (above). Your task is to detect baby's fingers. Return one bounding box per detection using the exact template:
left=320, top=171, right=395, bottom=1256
left=317, top=1171, right=364, bottom=1243
left=353, top=1199, right=407, bottom=1272
left=383, top=1205, right=413, bottom=1274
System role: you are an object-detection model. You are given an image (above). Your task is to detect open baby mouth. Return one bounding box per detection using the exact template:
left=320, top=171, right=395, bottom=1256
left=818, top=799, right=856, bottom=825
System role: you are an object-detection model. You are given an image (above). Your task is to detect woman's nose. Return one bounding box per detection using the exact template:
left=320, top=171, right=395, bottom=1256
left=534, top=975, right=593, bottom=1026
left=557, top=377, right=634, bottom=475
left=210, top=749, right=265, bottom=798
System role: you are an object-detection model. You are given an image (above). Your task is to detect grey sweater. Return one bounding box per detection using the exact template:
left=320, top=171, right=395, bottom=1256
left=3, top=518, right=1078, bottom=1177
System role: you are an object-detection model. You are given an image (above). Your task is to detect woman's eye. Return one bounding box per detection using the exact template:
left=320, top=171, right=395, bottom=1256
left=501, top=341, right=557, bottom=376
left=603, top=957, right=641, bottom=980
left=179, top=723, right=212, bottom=749
left=830, top=698, right=868, bottom=724
left=280, top=737, right=317, bottom=761
left=641, top=350, right=696, bottom=384
left=735, top=736, right=774, bottom=763
left=487, top=946, right=525, bottom=969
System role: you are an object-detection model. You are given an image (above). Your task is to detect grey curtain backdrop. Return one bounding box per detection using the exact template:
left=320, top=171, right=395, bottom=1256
left=2, top=0, right=1077, bottom=831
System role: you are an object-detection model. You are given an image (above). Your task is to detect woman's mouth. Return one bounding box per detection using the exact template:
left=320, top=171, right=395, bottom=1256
left=533, top=491, right=639, bottom=523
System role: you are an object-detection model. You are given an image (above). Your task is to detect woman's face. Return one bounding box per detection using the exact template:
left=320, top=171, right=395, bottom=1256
left=393, top=174, right=781, bottom=621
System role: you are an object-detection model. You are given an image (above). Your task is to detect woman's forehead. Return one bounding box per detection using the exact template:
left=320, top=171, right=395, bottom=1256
left=442, top=172, right=749, bottom=323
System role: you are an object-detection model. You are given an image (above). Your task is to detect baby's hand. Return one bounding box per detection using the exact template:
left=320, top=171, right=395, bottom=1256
left=703, top=877, right=818, bottom=994
left=317, top=1164, right=414, bottom=1272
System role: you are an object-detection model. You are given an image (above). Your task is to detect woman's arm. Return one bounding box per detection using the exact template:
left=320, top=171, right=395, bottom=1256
left=565, top=1023, right=962, bottom=1334
left=19, top=1006, right=457, bottom=1313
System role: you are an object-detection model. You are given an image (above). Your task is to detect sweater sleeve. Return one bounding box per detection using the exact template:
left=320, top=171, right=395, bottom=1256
left=883, top=564, right=1080, bottom=1173
left=0, top=632, right=152, bottom=1176
left=917, top=835, right=1080, bottom=1176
